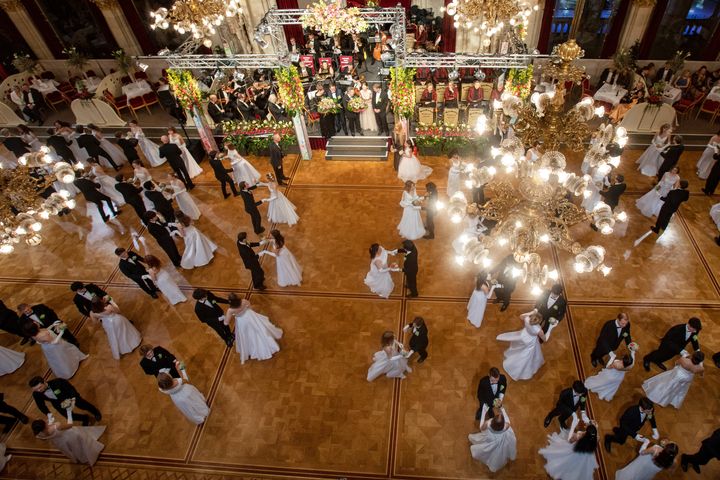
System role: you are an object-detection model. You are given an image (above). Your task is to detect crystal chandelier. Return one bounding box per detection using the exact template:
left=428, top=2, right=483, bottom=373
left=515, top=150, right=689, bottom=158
left=440, top=0, right=538, bottom=43
left=150, top=0, right=243, bottom=49
left=449, top=40, right=628, bottom=293
left=0, top=149, right=78, bottom=254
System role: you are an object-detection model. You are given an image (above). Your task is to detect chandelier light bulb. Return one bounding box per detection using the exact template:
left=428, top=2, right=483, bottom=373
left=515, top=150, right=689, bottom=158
left=548, top=269, right=559, bottom=280
left=65, top=199, right=76, bottom=209
left=601, top=225, right=613, bottom=235
left=531, top=284, right=542, bottom=296
left=58, top=189, right=70, bottom=199
left=15, top=226, right=26, bottom=235
left=617, top=137, right=628, bottom=148
left=537, top=168, right=550, bottom=181
left=515, top=221, right=522, bottom=228
left=505, top=166, right=514, bottom=173
left=511, top=267, right=522, bottom=278
left=39, top=210, right=50, bottom=220
left=498, top=237, right=508, bottom=246
left=490, top=146, right=501, bottom=158
left=594, top=106, right=605, bottom=117
left=451, top=213, right=462, bottom=223
left=30, top=222, right=42, bottom=232
left=435, top=200, right=445, bottom=210
left=583, top=189, right=592, bottom=198
left=203, top=38, right=213, bottom=48
left=617, top=211, right=628, bottom=222
left=557, top=171, right=569, bottom=183
left=482, top=257, right=492, bottom=268
left=0, top=244, right=13, bottom=254
left=615, top=126, right=627, bottom=138
left=455, top=255, right=465, bottom=266
left=501, top=154, right=515, bottom=167
left=574, top=262, right=585, bottom=273
left=600, top=265, right=612, bottom=276
left=487, top=166, right=497, bottom=175
left=539, top=234, right=550, bottom=243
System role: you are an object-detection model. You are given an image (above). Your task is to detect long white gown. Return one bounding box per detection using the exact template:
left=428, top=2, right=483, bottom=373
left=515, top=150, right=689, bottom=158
left=0, top=345, right=25, bottom=375
left=397, top=153, right=432, bottom=183
left=539, top=430, right=598, bottom=480
left=397, top=189, right=426, bottom=240
left=233, top=307, right=283, bottom=364
left=20, top=132, right=42, bottom=151
left=367, top=342, right=411, bottom=381
left=40, top=425, right=106, bottom=465
left=39, top=331, right=88, bottom=379
left=585, top=360, right=629, bottom=401
left=160, top=380, right=209, bottom=425
left=62, top=131, right=87, bottom=163
left=615, top=445, right=664, bottom=480
left=468, top=419, right=517, bottom=472
left=496, top=315, right=544, bottom=381
left=447, top=159, right=462, bottom=197
left=94, top=132, right=127, bottom=167
left=170, top=134, right=203, bottom=178
left=264, top=183, right=299, bottom=226
left=642, top=363, right=699, bottom=408
left=364, top=247, right=398, bottom=298
left=228, top=150, right=260, bottom=186
left=711, top=202, right=720, bottom=230
left=170, top=182, right=201, bottom=220
left=637, top=134, right=669, bottom=177
left=635, top=171, right=679, bottom=217
left=131, top=127, right=165, bottom=167
left=359, top=88, right=378, bottom=131
left=467, top=284, right=494, bottom=328
left=261, top=246, right=302, bottom=287
left=452, top=216, right=486, bottom=255
left=90, top=165, right=125, bottom=206
left=96, top=311, right=142, bottom=360
left=581, top=167, right=608, bottom=212
left=180, top=225, right=217, bottom=269
left=153, top=267, right=186, bottom=305
left=697, top=141, right=719, bottom=179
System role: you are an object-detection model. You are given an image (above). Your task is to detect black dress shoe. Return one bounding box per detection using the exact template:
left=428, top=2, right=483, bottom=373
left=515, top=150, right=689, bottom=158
left=81, top=418, right=89, bottom=426
left=591, top=359, right=598, bottom=368
left=20, top=337, right=29, bottom=345
left=19, top=414, right=28, bottom=424
left=543, top=417, right=551, bottom=428
left=257, top=227, right=266, bottom=234
left=656, top=362, right=667, bottom=371
left=500, top=304, right=509, bottom=312
left=643, top=360, right=650, bottom=371
left=417, top=357, right=426, bottom=364
left=151, top=292, right=159, bottom=299
left=604, top=435, right=612, bottom=453
left=223, top=193, right=231, bottom=199
left=94, top=413, right=102, bottom=421
left=715, top=236, right=720, bottom=247
left=680, top=455, right=688, bottom=472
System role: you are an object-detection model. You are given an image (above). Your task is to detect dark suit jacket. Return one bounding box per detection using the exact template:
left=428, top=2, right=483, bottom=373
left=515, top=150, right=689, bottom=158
left=399, top=244, right=418, bottom=275
left=600, top=183, right=627, bottom=210
left=116, top=138, right=140, bottom=161
left=237, top=240, right=262, bottom=269
left=343, top=94, right=359, bottom=118
left=209, top=157, right=233, bottom=181
left=207, top=102, right=227, bottom=123
left=700, top=428, right=720, bottom=456
left=371, top=90, right=390, bottom=112
left=268, top=102, right=287, bottom=121
left=619, top=405, right=657, bottom=436
left=655, top=67, right=673, bottom=83
left=476, top=375, right=507, bottom=407
left=593, top=319, right=632, bottom=357
left=73, top=178, right=105, bottom=201
left=658, top=323, right=700, bottom=354
left=31, top=379, right=81, bottom=415
left=492, top=255, right=519, bottom=292
left=46, top=135, right=74, bottom=160
left=194, top=292, right=229, bottom=324
left=115, top=182, right=144, bottom=207
left=21, top=304, right=59, bottom=328
left=269, top=142, right=284, bottom=168
left=118, top=251, right=149, bottom=280
left=72, top=284, right=108, bottom=316
left=76, top=133, right=103, bottom=156
left=140, top=346, right=180, bottom=377
left=2, top=137, right=31, bottom=157
left=0, top=300, right=22, bottom=336
left=535, top=291, right=567, bottom=333
left=659, top=189, right=690, bottom=213
left=406, top=321, right=428, bottom=352
left=658, top=144, right=685, bottom=173
left=158, top=143, right=184, bottom=170
left=240, top=187, right=262, bottom=213
left=147, top=220, right=176, bottom=248
left=555, top=387, right=587, bottom=414
left=144, top=190, right=174, bottom=219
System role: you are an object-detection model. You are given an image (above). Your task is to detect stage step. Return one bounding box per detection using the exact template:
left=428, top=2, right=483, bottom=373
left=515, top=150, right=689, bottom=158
left=325, top=135, right=389, bottom=161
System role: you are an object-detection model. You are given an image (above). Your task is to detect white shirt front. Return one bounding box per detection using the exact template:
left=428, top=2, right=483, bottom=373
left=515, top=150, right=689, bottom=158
left=44, top=389, right=58, bottom=400
left=685, top=325, right=691, bottom=340
left=547, top=294, right=559, bottom=309
left=491, top=383, right=498, bottom=394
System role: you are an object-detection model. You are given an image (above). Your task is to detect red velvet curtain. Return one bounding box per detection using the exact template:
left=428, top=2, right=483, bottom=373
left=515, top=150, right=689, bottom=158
left=441, top=0, right=456, bottom=52
left=21, top=0, right=63, bottom=58
left=118, top=0, right=155, bottom=55
left=347, top=0, right=367, bottom=6
left=380, top=0, right=410, bottom=10
left=639, top=0, right=668, bottom=59
left=600, top=0, right=631, bottom=58
left=276, top=0, right=304, bottom=47
left=309, top=137, right=327, bottom=150
left=536, top=0, right=557, bottom=54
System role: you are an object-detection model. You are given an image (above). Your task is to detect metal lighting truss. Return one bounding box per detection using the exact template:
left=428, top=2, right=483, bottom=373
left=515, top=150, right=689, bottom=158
left=404, top=52, right=550, bottom=69
left=155, top=54, right=289, bottom=70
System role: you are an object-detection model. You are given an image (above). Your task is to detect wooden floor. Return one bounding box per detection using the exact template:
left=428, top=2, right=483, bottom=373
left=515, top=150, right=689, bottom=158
left=0, top=145, right=719, bottom=480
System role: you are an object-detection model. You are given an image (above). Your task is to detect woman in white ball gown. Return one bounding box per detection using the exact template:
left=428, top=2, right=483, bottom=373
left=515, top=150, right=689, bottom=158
left=447, top=154, right=462, bottom=198
left=90, top=164, right=125, bottom=207
left=636, top=166, right=680, bottom=217
left=168, top=127, right=202, bottom=178
left=452, top=212, right=486, bottom=256
left=145, top=255, right=186, bottom=305
left=581, top=164, right=610, bottom=212
left=29, top=323, right=87, bottom=379
left=585, top=351, right=635, bottom=401
left=397, top=140, right=432, bottom=183
left=177, top=212, right=217, bottom=269
left=367, top=331, right=412, bottom=381
left=18, top=124, right=42, bottom=151
left=0, top=345, right=24, bottom=376
left=496, top=311, right=552, bottom=381
left=88, top=124, right=127, bottom=167
left=225, top=293, right=282, bottom=364
left=261, top=174, right=299, bottom=226
left=226, top=143, right=260, bottom=186
left=157, top=373, right=209, bottom=425
left=642, top=350, right=704, bottom=409
left=615, top=439, right=678, bottom=480
left=696, top=130, right=720, bottom=179
left=258, top=229, right=302, bottom=287
left=169, top=176, right=200, bottom=220
left=397, top=181, right=426, bottom=240
left=32, top=419, right=105, bottom=466
left=636, top=124, right=671, bottom=177
left=89, top=299, right=142, bottom=360
left=468, top=407, right=517, bottom=472
left=358, top=82, right=378, bottom=132
left=467, top=272, right=495, bottom=328
left=129, top=120, right=164, bottom=167
left=131, top=160, right=155, bottom=211
left=364, top=243, right=401, bottom=298
left=539, top=417, right=599, bottom=480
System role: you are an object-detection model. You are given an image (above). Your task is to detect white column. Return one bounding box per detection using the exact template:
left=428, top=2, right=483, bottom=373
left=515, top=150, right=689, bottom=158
left=0, top=0, right=53, bottom=59
left=90, top=0, right=143, bottom=56
left=617, top=4, right=654, bottom=50
left=239, top=0, right=275, bottom=54
left=525, top=0, right=544, bottom=52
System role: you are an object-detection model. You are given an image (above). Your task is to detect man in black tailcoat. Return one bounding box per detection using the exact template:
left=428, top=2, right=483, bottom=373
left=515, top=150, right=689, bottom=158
left=139, top=344, right=181, bottom=378
left=239, top=181, right=265, bottom=235
left=403, top=316, right=428, bottom=363
left=236, top=231, right=266, bottom=290
left=682, top=427, right=720, bottom=473
left=70, top=282, right=110, bottom=317
left=535, top=284, right=567, bottom=333
left=192, top=288, right=234, bottom=347
left=18, top=303, right=79, bottom=347
left=29, top=376, right=101, bottom=425
left=398, top=240, right=418, bottom=297
left=652, top=180, right=690, bottom=235
left=143, top=181, right=176, bottom=223
left=74, top=175, right=118, bottom=222
left=269, top=133, right=289, bottom=185
left=114, top=248, right=159, bottom=298
left=371, top=83, right=390, bottom=135
left=643, top=317, right=701, bottom=371
left=144, top=211, right=182, bottom=267
left=114, top=174, right=146, bottom=222
left=543, top=380, right=589, bottom=429
left=475, top=367, right=507, bottom=421
left=604, top=397, right=659, bottom=452
left=491, top=254, right=520, bottom=312
left=75, top=126, right=118, bottom=170
left=208, top=151, right=239, bottom=199
left=45, top=128, right=76, bottom=163
left=590, top=312, right=632, bottom=367
left=159, top=135, right=194, bottom=189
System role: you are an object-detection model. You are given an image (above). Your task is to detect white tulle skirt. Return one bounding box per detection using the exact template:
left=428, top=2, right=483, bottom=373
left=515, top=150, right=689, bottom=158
left=585, top=367, right=626, bottom=401
left=397, top=206, right=426, bottom=240
left=234, top=308, right=283, bottom=364
left=539, top=431, right=598, bottom=480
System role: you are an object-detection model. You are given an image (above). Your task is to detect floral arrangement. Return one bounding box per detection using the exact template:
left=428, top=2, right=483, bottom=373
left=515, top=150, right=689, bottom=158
left=668, top=50, right=690, bottom=74
left=63, top=47, right=89, bottom=75
left=300, top=0, right=368, bottom=37
left=12, top=53, right=37, bottom=74
left=415, top=122, right=488, bottom=153
left=628, top=342, right=639, bottom=352
left=222, top=119, right=296, bottom=154
left=390, top=67, right=416, bottom=119
left=112, top=49, right=132, bottom=75
left=647, top=81, right=666, bottom=106
left=276, top=66, right=306, bottom=117
left=167, top=69, right=203, bottom=111
left=612, top=45, right=638, bottom=79
left=504, top=65, right=533, bottom=100
left=317, top=97, right=341, bottom=115
left=347, top=96, right=367, bottom=113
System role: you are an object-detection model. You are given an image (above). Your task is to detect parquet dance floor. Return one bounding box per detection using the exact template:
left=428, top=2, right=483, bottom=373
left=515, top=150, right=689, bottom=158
left=0, top=146, right=719, bottom=479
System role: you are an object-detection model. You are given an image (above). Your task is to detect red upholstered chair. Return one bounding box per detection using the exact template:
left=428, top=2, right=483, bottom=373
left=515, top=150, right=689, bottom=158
left=133, top=71, right=149, bottom=81
left=696, top=98, right=720, bottom=123
left=121, top=76, right=132, bottom=85
left=40, top=71, right=55, bottom=80
left=102, top=89, right=129, bottom=116
left=674, top=93, right=705, bottom=122
left=44, top=90, right=69, bottom=111
left=141, top=91, right=159, bottom=113
left=581, top=78, right=594, bottom=97
left=128, top=96, right=145, bottom=118
left=85, top=70, right=97, bottom=78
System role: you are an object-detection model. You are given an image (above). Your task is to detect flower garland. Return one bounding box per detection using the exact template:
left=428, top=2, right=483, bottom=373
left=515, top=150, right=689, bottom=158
left=347, top=96, right=367, bottom=113
left=504, top=65, right=533, bottom=100
left=647, top=81, right=666, bottom=106
left=112, top=49, right=132, bottom=75
left=167, top=69, right=203, bottom=111
left=12, top=53, right=37, bottom=74
left=317, top=97, right=341, bottom=115
left=415, top=122, right=488, bottom=152
left=222, top=119, right=296, bottom=154
left=390, top=67, right=416, bottom=119
left=63, top=47, right=89, bottom=74
left=300, top=0, right=368, bottom=37
left=277, top=66, right=306, bottom=118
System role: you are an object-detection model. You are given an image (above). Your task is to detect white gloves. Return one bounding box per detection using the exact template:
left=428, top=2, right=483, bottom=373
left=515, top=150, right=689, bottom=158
left=635, top=434, right=645, bottom=442
left=680, top=349, right=689, bottom=358
left=652, top=428, right=660, bottom=440
left=581, top=412, right=590, bottom=424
